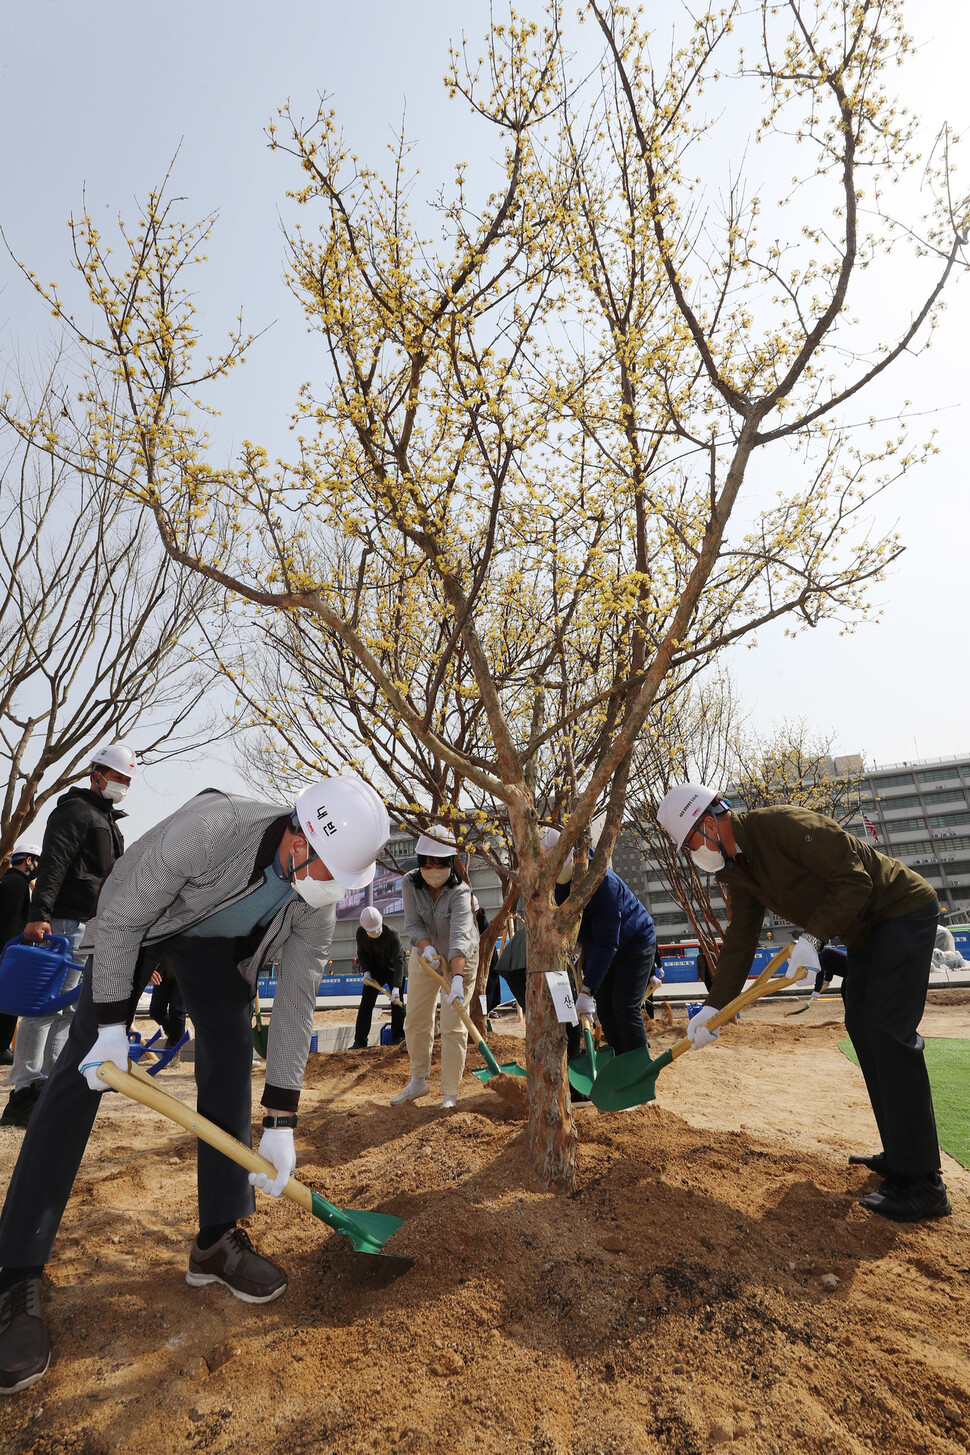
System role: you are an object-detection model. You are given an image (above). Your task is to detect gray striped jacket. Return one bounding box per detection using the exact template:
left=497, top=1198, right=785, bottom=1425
left=82, top=790, right=335, bottom=1098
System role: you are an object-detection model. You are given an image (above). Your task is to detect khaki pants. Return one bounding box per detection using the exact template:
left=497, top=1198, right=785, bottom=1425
left=404, top=947, right=479, bottom=1098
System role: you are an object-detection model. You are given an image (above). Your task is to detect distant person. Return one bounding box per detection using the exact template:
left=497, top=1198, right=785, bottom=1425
left=0, top=842, right=44, bottom=1067
left=391, top=830, right=479, bottom=1109
left=473, top=896, right=502, bottom=1013
left=657, top=783, right=948, bottom=1224
left=1, top=745, right=135, bottom=1128
left=352, top=906, right=406, bottom=1048
left=148, top=961, right=187, bottom=1065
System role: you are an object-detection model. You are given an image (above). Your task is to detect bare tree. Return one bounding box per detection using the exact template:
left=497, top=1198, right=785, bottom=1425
left=732, top=722, right=865, bottom=824
left=629, top=670, right=742, bottom=967
left=0, top=362, right=230, bottom=854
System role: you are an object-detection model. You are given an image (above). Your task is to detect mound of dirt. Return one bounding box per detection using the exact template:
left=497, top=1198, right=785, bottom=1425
left=0, top=1005, right=968, bottom=1455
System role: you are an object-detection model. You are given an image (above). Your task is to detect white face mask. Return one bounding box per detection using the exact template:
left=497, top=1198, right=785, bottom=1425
left=691, top=845, right=725, bottom=874
left=100, top=780, right=128, bottom=804
left=291, top=872, right=346, bottom=909
left=420, top=866, right=451, bottom=888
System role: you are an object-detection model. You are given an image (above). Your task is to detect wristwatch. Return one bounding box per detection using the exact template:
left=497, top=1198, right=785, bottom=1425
left=261, top=1115, right=298, bottom=1129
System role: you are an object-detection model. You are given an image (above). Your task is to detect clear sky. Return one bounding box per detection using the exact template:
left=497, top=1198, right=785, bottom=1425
left=1, top=1, right=967, bottom=843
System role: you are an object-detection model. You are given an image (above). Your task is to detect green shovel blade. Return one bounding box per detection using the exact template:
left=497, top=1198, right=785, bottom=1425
left=308, top=1190, right=410, bottom=1260
left=567, top=1043, right=615, bottom=1098
left=469, top=1036, right=527, bottom=1082
left=472, top=1061, right=527, bottom=1082
left=589, top=1046, right=674, bottom=1112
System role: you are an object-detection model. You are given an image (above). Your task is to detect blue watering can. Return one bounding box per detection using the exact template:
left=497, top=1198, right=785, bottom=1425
left=0, top=935, right=85, bottom=1017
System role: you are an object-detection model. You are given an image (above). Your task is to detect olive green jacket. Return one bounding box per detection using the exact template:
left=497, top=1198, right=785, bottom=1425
left=708, top=807, right=937, bottom=1010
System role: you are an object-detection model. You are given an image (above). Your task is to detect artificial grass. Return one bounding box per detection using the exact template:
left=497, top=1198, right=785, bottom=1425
left=839, top=1037, right=970, bottom=1171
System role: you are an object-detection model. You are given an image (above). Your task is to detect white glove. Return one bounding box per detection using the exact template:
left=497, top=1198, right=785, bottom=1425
left=576, top=991, right=597, bottom=1022
left=249, top=1128, right=297, bottom=1198
left=390, top=987, right=401, bottom=1004
left=444, top=972, right=465, bottom=1005
left=686, top=1004, right=720, bottom=1051
left=648, top=975, right=662, bottom=991
left=787, top=935, right=821, bottom=989
left=420, top=946, right=442, bottom=970
left=79, top=1023, right=130, bottom=1091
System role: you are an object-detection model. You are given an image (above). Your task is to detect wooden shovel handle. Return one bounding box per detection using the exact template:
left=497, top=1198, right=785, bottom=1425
left=96, top=1059, right=316, bottom=1216
left=667, top=942, right=797, bottom=1064
left=415, top=954, right=481, bottom=1042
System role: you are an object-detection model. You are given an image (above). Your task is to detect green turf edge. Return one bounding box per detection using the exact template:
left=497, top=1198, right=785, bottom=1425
left=839, top=1036, right=970, bottom=1171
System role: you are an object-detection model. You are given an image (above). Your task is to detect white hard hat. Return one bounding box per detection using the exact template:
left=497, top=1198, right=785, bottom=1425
left=360, top=906, right=383, bottom=933
left=294, top=777, right=390, bottom=890
left=540, top=827, right=561, bottom=853
left=415, top=829, right=457, bottom=859
left=656, top=783, right=721, bottom=849
left=11, top=839, right=43, bottom=859
left=92, top=742, right=137, bottom=778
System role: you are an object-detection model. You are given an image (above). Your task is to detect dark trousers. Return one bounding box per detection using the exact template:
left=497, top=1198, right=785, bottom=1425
left=0, top=935, right=255, bottom=1271
left=842, top=901, right=940, bottom=1178
left=0, top=1013, right=16, bottom=1054
left=485, top=951, right=502, bottom=1013
left=149, top=973, right=186, bottom=1046
left=354, top=984, right=405, bottom=1046
left=596, top=941, right=656, bottom=1056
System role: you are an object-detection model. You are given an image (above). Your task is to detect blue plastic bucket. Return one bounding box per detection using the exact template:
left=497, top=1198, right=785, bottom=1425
left=685, top=1001, right=703, bottom=1019
left=0, top=935, right=84, bottom=1017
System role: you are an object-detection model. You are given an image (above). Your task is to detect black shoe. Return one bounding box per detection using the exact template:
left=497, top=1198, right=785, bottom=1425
left=848, top=1151, right=888, bottom=1175
left=570, top=1088, right=591, bottom=1105
left=0, top=1278, right=50, bottom=1393
left=0, top=1051, right=12, bottom=1067
left=860, top=1172, right=952, bottom=1223
left=351, top=1042, right=369, bottom=1050
left=0, top=1085, right=41, bottom=1130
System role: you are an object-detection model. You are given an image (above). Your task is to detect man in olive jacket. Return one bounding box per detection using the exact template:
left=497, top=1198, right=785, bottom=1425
left=657, top=784, right=948, bottom=1224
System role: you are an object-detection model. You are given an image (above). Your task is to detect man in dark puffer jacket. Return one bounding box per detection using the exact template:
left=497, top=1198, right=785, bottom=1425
left=1, top=745, right=134, bottom=1127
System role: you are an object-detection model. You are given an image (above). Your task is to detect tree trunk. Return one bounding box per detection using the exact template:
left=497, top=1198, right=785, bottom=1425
left=524, top=903, right=577, bottom=1193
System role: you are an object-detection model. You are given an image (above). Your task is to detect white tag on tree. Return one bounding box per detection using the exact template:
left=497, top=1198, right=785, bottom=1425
left=545, top=970, right=578, bottom=1024
left=479, top=994, right=488, bottom=1016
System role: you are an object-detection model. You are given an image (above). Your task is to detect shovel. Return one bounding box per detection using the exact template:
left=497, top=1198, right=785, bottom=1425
left=567, top=1014, right=614, bottom=1097
left=414, top=954, right=526, bottom=1082
left=590, top=943, right=796, bottom=1112
left=96, top=1059, right=411, bottom=1263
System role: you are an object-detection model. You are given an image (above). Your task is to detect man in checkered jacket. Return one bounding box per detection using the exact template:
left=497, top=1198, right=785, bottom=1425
left=0, top=776, right=389, bottom=1394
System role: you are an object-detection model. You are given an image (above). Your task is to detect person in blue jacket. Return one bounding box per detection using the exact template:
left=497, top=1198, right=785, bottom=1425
left=542, top=829, right=658, bottom=1056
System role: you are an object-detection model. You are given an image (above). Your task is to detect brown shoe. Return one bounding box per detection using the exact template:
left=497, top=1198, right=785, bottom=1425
left=185, top=1227, right=287, bottom=1304
left=0, top=1278, right=51, bottom=1393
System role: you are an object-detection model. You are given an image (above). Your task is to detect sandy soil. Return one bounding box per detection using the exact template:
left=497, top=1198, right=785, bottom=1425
left=1, top=993, right=968, bottom=1455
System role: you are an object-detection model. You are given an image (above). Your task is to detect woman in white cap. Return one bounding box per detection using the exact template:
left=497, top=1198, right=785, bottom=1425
left=391, top=829, right=479, bottom=1109
left=352, top=906, right=406, bottom=1048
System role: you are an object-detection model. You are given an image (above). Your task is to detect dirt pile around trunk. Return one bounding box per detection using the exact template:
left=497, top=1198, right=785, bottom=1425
left=0, top=1007, right=968, bottom=1455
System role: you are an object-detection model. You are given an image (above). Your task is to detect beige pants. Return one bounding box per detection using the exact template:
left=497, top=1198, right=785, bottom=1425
left=404, top=947, right=480, bottom=1098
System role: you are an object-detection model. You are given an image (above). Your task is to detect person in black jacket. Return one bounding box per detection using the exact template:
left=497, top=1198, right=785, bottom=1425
left=352, top=907, right=406, bottom=1047
left=1, top=745, right=134, bottom=1128
left=0, top=843, right=44, bottom=1066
